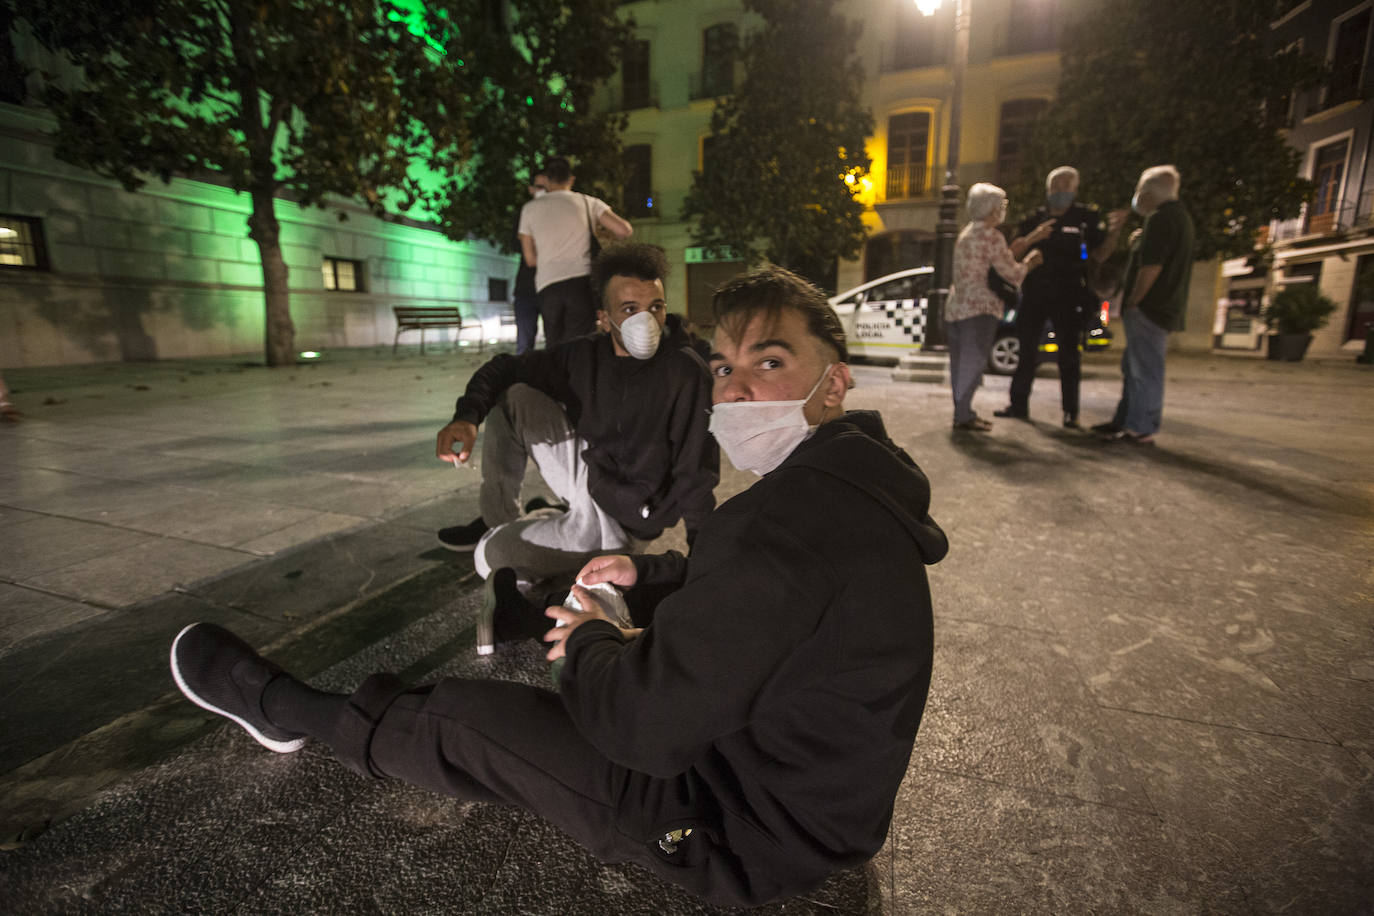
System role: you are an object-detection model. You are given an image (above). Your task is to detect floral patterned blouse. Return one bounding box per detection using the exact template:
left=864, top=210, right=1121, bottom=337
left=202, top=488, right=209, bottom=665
left=944, top=222, right=1028, bottom=322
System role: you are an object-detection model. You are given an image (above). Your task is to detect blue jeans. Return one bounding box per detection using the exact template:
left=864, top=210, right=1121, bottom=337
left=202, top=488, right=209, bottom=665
left=1111, top=307, right=1168, bottom=435
left=513, top=293, right=540, bottom=354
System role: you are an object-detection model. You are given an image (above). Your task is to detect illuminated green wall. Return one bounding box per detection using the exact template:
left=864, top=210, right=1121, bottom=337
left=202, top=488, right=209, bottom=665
left=0, top=103, right=515, bottom=368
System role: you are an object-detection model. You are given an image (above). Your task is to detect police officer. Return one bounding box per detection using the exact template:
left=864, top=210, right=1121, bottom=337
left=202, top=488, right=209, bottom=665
left=995, top=166, right=1126, bottom=428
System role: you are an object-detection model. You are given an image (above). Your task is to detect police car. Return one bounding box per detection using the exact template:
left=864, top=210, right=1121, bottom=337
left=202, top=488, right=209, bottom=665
left=828, top=267, right=1112, bottom=375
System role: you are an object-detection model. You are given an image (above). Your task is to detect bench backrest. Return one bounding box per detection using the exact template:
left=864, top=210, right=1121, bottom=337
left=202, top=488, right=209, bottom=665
left=394, top=306, right=464, bottom=326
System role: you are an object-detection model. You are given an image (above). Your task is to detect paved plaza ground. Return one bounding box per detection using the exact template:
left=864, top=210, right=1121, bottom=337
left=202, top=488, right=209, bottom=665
left=0, top=341, right=1370, bottom=914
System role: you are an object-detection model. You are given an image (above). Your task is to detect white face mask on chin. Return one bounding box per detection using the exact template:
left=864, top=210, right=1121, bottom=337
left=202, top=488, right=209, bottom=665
left=613, top=310, right=662, bottom=360
left=708, top=365, right=833, bottom=476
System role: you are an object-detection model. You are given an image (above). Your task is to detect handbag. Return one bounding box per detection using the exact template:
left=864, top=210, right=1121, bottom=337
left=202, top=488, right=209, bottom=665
left=987, top=265, right=1020, bottom=308
left=584, top=195, right=602, bottom=261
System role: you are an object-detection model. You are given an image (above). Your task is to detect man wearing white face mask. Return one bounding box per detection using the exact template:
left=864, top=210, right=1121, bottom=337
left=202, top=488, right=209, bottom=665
left=432, top=242, right=718, bottom=634
left=169, top=266, right=945, bottom=908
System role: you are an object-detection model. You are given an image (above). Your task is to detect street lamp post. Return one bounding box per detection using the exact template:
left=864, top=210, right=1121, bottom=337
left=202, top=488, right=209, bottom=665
left=918, top=0, right=969, bottom=352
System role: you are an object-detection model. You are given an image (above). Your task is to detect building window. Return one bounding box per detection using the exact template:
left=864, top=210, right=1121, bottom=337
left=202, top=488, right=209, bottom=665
left=886, top=112, right=931, bottom=200
left=488, top=277, right=508, bottom=301
left=322, top=256, right=364, bottom=292
left=622, top=39, right=652, bottom=110
left=700, top=135, right=718, bottom=174
left=997, top=98, right=1050, bottom=184
left=1005, top=0, right=1057, bottom=55
left=892, top=1, right=946, bottom=70
left=696, top=23, right=737, bottom=98
left=1309, top=139, right=1348, bottom=233
left=0, top=215, right=48, bottom=270
left=622, top=144, right=654, bottom=218
left=1327, top=6, right=1371, bottom=108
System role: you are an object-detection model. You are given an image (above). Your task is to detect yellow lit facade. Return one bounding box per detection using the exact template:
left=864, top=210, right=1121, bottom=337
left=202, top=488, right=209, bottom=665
left=602, top=0, right=1083, bottom=321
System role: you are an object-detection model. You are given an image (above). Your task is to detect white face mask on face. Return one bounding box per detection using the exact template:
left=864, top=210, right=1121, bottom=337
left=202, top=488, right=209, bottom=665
left=613, top=310, right=662, bottom=360
left=708, top=364, right=833, bottom=476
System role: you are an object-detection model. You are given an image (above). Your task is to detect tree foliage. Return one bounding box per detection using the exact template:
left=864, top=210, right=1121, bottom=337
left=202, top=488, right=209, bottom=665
left=681, top=0, right=873, bottom=290
left=1009, top=0, right=1324, bottom=262
left=434, top=0, right=630, bottom=250
left=6, top=0, right=628, bottom=365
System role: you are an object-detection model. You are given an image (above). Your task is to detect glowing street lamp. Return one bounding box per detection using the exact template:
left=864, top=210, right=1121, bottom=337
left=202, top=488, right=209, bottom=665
left=914, top=0, right=970, bottom=352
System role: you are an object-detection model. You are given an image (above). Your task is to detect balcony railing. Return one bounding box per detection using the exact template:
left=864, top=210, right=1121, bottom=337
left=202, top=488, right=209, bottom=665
left=885, top=162, right=929, bottom=201
left=689, top=70, right=734, bottom=100
left=612, top=80, right=660, bottom=111
left=1269, top=190, right=1374, bottom=242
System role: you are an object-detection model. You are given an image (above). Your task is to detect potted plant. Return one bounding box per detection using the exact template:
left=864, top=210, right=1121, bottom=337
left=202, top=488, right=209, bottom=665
left=1261, top=283, right=1338, bottom=361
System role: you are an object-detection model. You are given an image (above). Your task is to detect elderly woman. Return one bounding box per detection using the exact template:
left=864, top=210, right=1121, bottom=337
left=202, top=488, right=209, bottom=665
left=945, top=183, right=1047, bottom=432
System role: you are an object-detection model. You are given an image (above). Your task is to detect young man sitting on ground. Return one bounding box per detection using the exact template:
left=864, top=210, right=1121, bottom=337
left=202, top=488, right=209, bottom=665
left=432, top=242, right=717, bottom=652
left=170, top=266, right=947, bottom=907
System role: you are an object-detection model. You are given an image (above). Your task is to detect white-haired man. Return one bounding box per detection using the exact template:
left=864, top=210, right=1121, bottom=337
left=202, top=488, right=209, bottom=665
left=1094, top=165, right=1194, bottom=444
left=996, top=166, right=1126, bottom=428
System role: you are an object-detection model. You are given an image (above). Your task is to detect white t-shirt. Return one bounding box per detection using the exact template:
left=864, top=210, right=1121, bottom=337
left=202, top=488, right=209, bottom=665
left=517, top=190, right=611, bottom=292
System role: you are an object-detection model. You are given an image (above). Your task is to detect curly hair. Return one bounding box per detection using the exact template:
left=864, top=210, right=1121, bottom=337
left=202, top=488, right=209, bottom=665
left=591, top=242, right=670, bottom=308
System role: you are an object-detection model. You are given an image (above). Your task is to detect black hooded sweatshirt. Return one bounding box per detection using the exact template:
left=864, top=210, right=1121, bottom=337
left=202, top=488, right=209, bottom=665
left=450, top=314, right=718, bottom=541
left=560, top=411, right=948, bottom=905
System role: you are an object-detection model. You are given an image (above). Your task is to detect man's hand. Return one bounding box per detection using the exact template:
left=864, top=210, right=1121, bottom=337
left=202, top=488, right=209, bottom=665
left=1029, top=219, right=1055, bottom=245
left=1106, top=209, right=1129, bottom=233
left=544, top=584, right=643, bottom=661
left=1023, top=249, right=1045, bottom=271
left=436, top=420, right=478, bottom=465
left=574, top=555, right=638, bottom=589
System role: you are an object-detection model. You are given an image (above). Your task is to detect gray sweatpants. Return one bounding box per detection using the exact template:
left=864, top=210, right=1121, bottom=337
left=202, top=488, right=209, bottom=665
left=473, top=384, right=645, bottom=584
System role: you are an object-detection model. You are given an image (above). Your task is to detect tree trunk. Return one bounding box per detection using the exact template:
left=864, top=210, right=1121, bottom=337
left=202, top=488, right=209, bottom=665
left=248, top=189, right=294, bottom=367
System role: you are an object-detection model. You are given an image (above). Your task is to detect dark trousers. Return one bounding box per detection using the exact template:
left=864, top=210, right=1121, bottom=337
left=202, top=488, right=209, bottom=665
left=513, top=292, right=540, bottom=354
left=538, top=276, right=597, bottom=347
left=1008, top=289, right=1085, bottom=418
left=328, top=673, right=778, bottom=907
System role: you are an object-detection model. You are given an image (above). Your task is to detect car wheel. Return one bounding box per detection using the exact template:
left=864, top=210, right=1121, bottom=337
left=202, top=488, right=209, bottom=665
left=988, top=335, right=1019, bottom=375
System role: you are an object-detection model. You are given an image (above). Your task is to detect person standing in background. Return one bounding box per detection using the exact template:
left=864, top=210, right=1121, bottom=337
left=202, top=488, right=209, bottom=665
left=995, top=166, right=1126, bottom=428
left=945, top=183, right=1046, bottom=432
left=518, top=156, right=633, bottom=346
left=512, top=170, right=548, bottom=353
left=1094, top=165, right=1195, bottom=445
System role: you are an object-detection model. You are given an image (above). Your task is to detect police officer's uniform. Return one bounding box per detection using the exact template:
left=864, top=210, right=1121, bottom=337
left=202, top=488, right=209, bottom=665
left=1003, top=203, right=1106, bottom=424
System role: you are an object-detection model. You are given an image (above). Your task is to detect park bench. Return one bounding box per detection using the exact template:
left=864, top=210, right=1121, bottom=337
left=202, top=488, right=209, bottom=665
left=392, top=304, right=486, bottom=355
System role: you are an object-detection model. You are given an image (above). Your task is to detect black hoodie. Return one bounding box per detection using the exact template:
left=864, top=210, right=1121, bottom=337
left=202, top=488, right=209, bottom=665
left=451, top=314, right=718, bottom=540
left=561, top=411, right=947, bottom=905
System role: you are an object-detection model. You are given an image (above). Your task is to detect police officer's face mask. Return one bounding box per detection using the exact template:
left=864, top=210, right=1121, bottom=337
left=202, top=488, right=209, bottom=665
left=1047, top=190, right=1075, bottom=210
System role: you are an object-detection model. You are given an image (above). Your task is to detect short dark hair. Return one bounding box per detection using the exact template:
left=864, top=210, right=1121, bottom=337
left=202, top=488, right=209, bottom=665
left=592, top=242, right=669, bottom=308
left=711, top=266, right=848, bottom=362
left=542, top=156, right=573, bottom=184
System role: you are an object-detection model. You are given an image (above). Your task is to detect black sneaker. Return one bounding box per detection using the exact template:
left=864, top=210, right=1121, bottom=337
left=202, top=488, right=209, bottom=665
left=476, top=567, right=546, bottom=655
left=438, top=517, right=489, bottom=552
left=1090, top=421, right=1122, bottom=434
left=993, top=406, right=1029, bottom=420
left=1063, top=414, right=1082, bottom=430
left=170, top=623, right=306, bottom=753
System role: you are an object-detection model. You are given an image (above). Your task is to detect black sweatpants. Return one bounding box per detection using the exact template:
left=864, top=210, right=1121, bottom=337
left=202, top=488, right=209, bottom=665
left=1008, top=289, right=1084, bottom=418
left=537, top=276, right=597, bottom=347
left=327, top=673, right=779, bottom=907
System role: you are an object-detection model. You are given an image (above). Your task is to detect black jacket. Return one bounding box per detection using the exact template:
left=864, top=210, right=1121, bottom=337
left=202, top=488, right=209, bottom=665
left=561, top=411, right=947, bottom=903
left=451, top=314, right=718, bottom=540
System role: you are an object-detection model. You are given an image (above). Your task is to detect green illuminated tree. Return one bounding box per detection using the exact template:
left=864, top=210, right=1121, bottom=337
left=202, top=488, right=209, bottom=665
left=8, top=0, right=479, bottom=366
left=1009, top=0, right=1323, bottom=262
left=434, top=0, right=630, bottom=250
left=681, top=0, right=873, bottom=291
